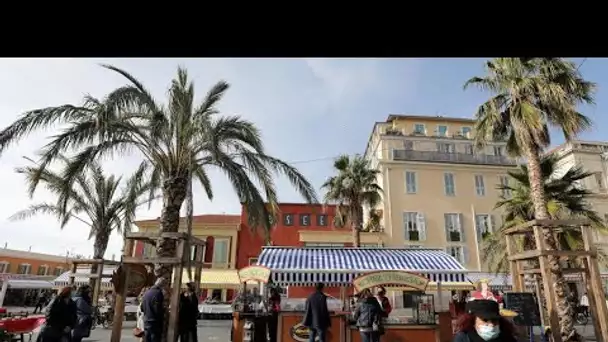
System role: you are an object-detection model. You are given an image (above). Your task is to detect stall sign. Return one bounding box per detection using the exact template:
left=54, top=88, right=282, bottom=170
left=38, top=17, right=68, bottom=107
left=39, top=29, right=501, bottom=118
left=353, top=271, right=429, bottom=292
left=238, top=266, right=271, bottom=283
left=290, top=322, right=319, bottom=342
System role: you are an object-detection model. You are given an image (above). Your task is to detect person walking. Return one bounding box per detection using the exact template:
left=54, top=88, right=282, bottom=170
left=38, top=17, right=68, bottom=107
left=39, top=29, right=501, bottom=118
left=33, top=291, right=47, bottom=314
left=374, top=287, right=390, bottom=341
left=303, top=282, right=331, bottom=342
left=71, top=285, right=93, bottom=342
left=178, top=282, right=200, bottom=342
left=37, top=287, right=77, bottom=342
left=142, top=277, right=168, bottom=342
left=354, top=289, right=383, bottom=342
left=267, top=287, right=281, bottom=342
left=579, top=292, right=590, bottom=318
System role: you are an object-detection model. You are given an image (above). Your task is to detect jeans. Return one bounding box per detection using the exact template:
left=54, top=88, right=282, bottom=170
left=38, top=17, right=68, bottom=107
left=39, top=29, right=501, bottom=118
left=144, top=328, right=162, bottom=342
left=360, top=331, right=380, bottom=342
left=309, top=327, right=326, bottom=342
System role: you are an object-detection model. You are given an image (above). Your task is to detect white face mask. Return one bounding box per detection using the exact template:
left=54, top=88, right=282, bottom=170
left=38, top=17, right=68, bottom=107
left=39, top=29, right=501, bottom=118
left=476, top=324, right=500, bottom=340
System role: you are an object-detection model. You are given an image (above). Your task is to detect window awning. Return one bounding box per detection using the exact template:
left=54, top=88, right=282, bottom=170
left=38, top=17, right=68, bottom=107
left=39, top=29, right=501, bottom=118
left=181, top=269, right=256, bottom=289
left=8, top=279, right=54, bottom=289
left=257, top=247, right=467, bottom=286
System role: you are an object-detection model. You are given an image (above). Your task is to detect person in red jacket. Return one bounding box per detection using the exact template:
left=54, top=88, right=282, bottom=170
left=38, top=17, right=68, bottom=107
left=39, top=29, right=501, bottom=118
left=375, top=286, right=392, bottom=315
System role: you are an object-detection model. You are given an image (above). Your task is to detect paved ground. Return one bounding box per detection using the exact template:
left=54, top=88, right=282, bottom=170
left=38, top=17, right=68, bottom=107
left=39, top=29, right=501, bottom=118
left=28, top=320, right=232, bottom=342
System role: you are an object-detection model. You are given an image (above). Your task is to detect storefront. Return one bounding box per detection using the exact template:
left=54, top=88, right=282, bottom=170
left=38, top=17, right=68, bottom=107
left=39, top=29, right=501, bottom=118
left=255, top=246, right=469, bottom=342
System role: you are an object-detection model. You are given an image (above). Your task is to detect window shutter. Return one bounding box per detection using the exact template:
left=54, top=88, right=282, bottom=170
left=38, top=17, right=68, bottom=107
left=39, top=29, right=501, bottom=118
left=444, top=213, right=450, bottom=241
left=462, top=247, right=469, bottom=265
left=458, top=213, right=465, bottom=242
left=403, top=212, right=408, bottom=239
left=417, top=213, right=427, bottom=241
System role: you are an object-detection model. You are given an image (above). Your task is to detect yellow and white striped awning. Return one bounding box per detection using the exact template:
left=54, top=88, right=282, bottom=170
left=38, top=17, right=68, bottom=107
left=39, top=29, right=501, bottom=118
left=178, top=269, right=257, bottom=289
left=388, top=282, right=475, bottom=292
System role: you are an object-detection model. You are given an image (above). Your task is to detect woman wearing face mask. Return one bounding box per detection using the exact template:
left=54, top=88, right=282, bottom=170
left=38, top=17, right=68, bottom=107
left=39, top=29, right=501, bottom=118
left=453, top=299, right=517, bottom=342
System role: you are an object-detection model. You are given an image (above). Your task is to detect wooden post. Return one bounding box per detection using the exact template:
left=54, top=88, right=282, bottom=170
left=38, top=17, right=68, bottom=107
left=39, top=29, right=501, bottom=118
left=92, top=262, right=104, bottom=309
left=167, top=238, right=186, bottom=342
left=533, top=276, right=547, bottom=327
left=505, top=235, right=523, bottom=291
left=194, top=244, right=204, bottom=294
left=581, top=224, right=608, bottom=339
left=68, top=262, right=77, bottom=287
left=532, top=224, right=562, bottom=342
left=110, top=239, right=134, bottom=342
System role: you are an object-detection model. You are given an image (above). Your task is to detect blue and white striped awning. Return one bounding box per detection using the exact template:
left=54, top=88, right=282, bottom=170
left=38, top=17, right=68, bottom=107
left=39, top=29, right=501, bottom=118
left=257, top=247, right=467, bottom=286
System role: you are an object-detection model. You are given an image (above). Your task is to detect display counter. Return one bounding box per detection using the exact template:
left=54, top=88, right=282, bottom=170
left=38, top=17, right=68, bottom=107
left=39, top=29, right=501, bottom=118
left=232, top=312, right=269, bottom=342
left=277, top=311, right=348, bottom=342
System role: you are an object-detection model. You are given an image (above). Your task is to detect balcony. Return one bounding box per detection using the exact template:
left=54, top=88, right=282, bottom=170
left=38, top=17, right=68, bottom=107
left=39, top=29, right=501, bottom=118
left=392, top=149, right=516, bottom=166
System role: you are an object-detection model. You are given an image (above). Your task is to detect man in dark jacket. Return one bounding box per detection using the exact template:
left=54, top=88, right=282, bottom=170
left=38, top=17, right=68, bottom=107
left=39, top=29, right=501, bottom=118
left=178, top=282, right=199, bottom=341
left=143, top=277, right=167, bottom=342
left=303, top=283, right=331, bottom=342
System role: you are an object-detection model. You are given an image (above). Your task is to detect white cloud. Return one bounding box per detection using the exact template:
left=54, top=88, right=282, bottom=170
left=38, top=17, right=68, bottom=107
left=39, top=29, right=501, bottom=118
left=0, top=58, right=423, bottom=259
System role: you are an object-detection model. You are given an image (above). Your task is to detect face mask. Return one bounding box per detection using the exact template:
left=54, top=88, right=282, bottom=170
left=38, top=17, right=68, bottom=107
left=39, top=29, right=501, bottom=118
left=476, top=324, right=500, bottom=340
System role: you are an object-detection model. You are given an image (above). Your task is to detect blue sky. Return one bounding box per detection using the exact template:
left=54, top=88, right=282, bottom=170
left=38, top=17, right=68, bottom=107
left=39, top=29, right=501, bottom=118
left=0, top=58, right=603, bottom=257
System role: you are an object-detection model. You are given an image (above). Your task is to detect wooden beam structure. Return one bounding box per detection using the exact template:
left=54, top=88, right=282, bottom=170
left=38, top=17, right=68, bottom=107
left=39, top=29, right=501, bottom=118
left=503, top=218, right=608, bottom=342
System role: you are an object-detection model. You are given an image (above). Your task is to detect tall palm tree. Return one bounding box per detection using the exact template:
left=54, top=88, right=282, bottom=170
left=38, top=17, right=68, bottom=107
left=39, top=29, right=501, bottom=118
left=482, top=154, right=606, bottom=274
left=465, top=58, right=596, bottom=341
left=0, top=65, right=319, bottom=285
left=10, top=155, right=154, bottom=288
left=322, top=155, right=383, bottom=246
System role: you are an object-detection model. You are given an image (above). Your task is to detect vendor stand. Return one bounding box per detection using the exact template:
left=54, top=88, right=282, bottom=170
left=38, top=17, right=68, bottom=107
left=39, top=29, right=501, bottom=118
left=232, top=266, right=272, bottom=342
left=255, top=246, right=469, bottom=342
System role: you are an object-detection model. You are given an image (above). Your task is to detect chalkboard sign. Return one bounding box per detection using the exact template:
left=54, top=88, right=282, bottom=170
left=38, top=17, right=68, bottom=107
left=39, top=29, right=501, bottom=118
left=504, top=292, right=542, bottom=326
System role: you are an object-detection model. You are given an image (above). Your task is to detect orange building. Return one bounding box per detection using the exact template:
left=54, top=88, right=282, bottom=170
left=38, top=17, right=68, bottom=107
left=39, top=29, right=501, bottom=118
left=0, top=248, right=71, bottom=307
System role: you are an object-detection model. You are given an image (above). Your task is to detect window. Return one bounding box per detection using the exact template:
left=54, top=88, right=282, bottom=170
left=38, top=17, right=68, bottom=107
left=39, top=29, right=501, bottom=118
left=595, top=173, right=605, bottom=190
left=212, top=239, right=229, bottom=265
left=299, top=214, right=311, bottom=226
left=17, top=264, right=31, bottom=275
left=248, top=257, right=258, bottom=266
left=444, top=173, right=455, bottom=196
left=404, top=141, right=413, bottom=150
left=304, top=243, right=345, bottom=247
left=406, top=245, right=423, bottom=248
left=37, top=265, right=48, bottom=276
left=413, top=123, right=425, bottom=134
left=464, top=144, right=474, bottom=155
left=461, top=126, right=472, bottom=138
left=283, top=214, right=294, bottom=226
left=317, top=214, right=328, bottom=226
left=0, top=262, right=9, bottom=273
left=474, top=175, right=485, bottom=196
left=446, top=246, right=466, bottom=264
left=53, top=267, right=64, bottom=276
left=475, top=214, right=493, bottom=242
left=403, top=212, right=426, bottom=241
left=499, top=176, right=512, bottom=198
left=437, top=125, right=448, bottom=137
left=405, top=171, right=417, bottom=194
left=493, top=146, right=504, bottom=156
left=444, top=213, right=463, bottom=242
left=437, top=143, right=455, bottom=153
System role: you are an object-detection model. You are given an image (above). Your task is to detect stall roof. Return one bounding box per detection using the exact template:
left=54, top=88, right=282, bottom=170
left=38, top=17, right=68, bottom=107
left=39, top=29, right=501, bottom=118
left=257, top=247, right=466, bottom=286
left=180, top=269, right=256, bottom=289
left=8, top=279, right=54, bottom=289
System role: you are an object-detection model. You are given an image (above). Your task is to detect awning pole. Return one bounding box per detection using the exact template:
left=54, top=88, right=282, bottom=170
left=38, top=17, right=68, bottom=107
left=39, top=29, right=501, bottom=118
left=437, top=282, right=443, bottom=311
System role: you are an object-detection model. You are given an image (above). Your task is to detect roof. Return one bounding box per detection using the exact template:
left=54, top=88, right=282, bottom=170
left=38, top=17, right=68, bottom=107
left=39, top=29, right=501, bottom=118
left=257, top=247, right=466, bottom=285
left=135, top=214, right=241, bottom=226
left=0, top=248, right=71, bottom=264
left=386, top=114, right=475, bottom=124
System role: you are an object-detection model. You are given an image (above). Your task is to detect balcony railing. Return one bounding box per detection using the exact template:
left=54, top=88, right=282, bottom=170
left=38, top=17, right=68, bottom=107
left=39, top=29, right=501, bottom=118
left=392, top=149, right=516, bottom=166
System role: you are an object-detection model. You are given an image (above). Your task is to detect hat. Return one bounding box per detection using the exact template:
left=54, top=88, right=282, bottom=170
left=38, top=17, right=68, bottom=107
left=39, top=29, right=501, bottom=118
left=465, top=299, right=501, bottom=321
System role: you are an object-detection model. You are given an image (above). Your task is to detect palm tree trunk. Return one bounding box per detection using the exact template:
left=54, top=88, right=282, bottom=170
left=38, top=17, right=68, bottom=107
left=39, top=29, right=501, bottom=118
left=89, top=231, right=110, bottom=291
left=351, top=205, right=361, bottom=247
left=156, top=174, right=188, bottom=279
left=525, top=147, right=580, bottom=341
left=185, top=171, right=194, bottom=283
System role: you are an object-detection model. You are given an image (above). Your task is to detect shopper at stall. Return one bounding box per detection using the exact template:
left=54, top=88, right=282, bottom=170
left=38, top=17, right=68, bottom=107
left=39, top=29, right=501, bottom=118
left=71, top=285, right=93, bottom=342
left=354, top=289, right=383, bottom=342
left=303, top=282, right=331, bottom=342
left=178, top=282, right=200, bottom=342
left=142, top=277, right=168, bottom=342
left=579, top=292, right=589, bottom=318
left=37, top=286, right=77, bottom=342
left=268, top=287, right=281, bottom=342
left=453, top=299, right=517, bottom=342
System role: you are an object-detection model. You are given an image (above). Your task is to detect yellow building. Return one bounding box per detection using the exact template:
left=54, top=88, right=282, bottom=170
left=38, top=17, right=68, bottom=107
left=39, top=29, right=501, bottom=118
left=551, top=141, right=608, bottom=270
left=363, top=114, right=518, bottom=271
left=134, top=214, right=241, bottom=301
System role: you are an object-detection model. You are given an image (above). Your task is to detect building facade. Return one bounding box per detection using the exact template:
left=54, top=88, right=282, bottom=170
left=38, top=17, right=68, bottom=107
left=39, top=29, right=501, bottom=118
left=134, top=214, right=241, bottom=301
left=363, top=114, right=519, bottom=271
left=237, top=203, right=384, bottom=297
left=550, top=140, right=608, bottom=269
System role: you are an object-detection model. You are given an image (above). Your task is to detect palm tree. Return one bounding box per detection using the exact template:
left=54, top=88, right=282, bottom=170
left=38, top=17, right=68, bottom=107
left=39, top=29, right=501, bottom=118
left=465, top=58, right=596, bottom=341
left=0, top=65, right=318, bottom=284
left=10, top=155, right=153, bottom=288
left=322, top=155, right=383, bottom=246
left=482, top=154, right=606, bottom=274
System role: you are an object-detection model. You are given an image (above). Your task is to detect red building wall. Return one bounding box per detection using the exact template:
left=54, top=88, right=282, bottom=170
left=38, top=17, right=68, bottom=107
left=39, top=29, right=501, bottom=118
left=238, top=203, right=351, bottom=298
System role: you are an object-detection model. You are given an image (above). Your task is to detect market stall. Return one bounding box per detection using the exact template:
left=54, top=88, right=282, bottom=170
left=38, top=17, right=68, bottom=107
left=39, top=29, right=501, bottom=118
left=231, top=266, right=272, bottom=342
left=255, top=246, right=469, bottom=342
